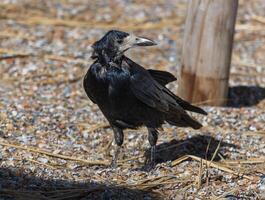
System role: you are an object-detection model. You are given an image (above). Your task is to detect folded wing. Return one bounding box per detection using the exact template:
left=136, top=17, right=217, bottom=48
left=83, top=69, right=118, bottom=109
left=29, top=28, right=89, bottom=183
left=148, top=69, right=176, bottom=86
left=130, top=71, right=204, bottom=129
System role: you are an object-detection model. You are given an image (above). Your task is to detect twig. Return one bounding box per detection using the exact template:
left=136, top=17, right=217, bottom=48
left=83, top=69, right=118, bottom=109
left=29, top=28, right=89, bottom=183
left=26, top=158, right=56, bottom=169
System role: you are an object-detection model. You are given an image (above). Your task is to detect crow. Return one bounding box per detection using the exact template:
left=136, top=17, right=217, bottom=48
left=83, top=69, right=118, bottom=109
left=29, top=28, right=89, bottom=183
left=83, top=30, right=207, bottom=170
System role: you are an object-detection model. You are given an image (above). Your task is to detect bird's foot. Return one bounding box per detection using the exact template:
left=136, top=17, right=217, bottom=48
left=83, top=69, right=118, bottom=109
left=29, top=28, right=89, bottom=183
left=142, top=145, right=156, bottom=171
left=110, top=146, right=121, bottom=169
left=142, top=160, right=156, bottom=172
left=110, top=158, right=118, bottom=169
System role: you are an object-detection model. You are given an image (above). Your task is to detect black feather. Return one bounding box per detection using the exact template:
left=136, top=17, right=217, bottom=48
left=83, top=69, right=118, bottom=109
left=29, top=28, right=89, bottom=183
left=83, top=30, right=207, bottom=168
left=148, top=69, right=177, bottom=86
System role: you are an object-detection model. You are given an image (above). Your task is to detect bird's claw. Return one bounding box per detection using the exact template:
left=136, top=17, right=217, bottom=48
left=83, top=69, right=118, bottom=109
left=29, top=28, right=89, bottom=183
left=110, top=158, right=118, bottom=169
left=142, top=145, right=157, bottom=171
left=110, top=145, right=121, bottom=169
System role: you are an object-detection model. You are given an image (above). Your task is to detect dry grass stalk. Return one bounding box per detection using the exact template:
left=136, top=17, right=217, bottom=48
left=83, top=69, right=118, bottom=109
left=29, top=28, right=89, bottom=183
left=43, top=54, right=89, bottom=65
left=251, top=15, right=265, bottom=24
left=13, top=15, right=183, bottom=31
left=26, top=158, right=56, bottom=169
left=0, top=141, right=110, bottom=166
left=171, top=154, right=254, bottom=181
left=205, top=139, right=211, bottom=189
left=202, top=126, right=265, bottom=138
left=187, top=155, right=253, bottom=180
left=212, top=187, right=240, bottom=200
left=210, top=140, right=222, bottom=163
left=231, top=71, right=265, bottom=77
left=101, top=137, right=113, bottom=156
left=85, top=123, right=110, bottom=133
left=236, top=24, right=265, bottom=31
left=0, top=48, right=32, bottom=58
left=207, top=140, right=222, bottom=193
left=223, top=159, right=265, bottom=165
left=197, top=158, right=203, bottom=189
left=233, top=54, right=265, bottom=69
left=0, top=31, right=35, bottom=40
left=1, top=186, right=106, bottom=200
left=0, top=189, right=48, bottom=200
left=0, top=48, right=92, bottom=65
left=171, top=155, right=190, bottom=166
left=47, top=187, right=105, bottom=200
left=123, top=175, right=192, bottom=190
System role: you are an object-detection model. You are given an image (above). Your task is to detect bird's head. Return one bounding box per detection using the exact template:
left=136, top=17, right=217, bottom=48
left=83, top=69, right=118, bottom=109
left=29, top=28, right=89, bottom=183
left=91, top=30, right=157, bottom=63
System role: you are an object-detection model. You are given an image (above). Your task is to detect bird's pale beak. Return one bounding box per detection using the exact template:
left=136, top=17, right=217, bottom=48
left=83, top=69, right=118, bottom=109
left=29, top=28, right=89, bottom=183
left=119, top=34, right=157, bottom=54
left=134, top=37, right=157, bottom=46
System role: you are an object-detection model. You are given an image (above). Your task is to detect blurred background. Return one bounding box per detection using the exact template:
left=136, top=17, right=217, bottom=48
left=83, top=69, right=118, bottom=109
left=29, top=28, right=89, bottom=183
left=0, top=0, right=265, bottom=199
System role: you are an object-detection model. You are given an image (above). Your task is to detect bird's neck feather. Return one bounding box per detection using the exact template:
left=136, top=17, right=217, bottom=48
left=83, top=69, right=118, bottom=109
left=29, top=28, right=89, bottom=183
left=98, top=50, right=124, bottom=67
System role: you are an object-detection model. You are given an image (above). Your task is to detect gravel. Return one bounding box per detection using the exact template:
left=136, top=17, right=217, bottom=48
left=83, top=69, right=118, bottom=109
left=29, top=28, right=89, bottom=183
left=0, top=0, right=265, bottom=199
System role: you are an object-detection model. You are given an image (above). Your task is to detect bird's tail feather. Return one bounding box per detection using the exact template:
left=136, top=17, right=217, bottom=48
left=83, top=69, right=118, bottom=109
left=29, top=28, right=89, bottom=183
left=173, top=96, right=207, bottom=115
left=161, top=87, right=207, bottom=115
left=166, top=113, right=203, bottom=130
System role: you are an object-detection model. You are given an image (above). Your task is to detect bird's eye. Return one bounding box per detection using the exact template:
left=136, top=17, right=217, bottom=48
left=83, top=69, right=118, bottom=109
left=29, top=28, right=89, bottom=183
left=117, top=39, right=123, bottom=44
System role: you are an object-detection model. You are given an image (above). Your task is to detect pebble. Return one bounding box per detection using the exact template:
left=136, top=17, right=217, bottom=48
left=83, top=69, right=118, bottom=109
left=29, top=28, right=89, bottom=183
left=37, top=157, right=49, bottom=164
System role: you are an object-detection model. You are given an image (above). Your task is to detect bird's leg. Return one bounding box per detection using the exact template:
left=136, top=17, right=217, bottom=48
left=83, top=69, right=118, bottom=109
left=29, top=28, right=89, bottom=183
left=111, top=126, right=124, bottom=168
left=146, top=127, right=158, bottom=170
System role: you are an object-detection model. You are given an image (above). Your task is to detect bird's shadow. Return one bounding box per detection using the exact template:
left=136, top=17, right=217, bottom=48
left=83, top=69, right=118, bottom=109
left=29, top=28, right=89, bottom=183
left=0, top=167, right=161, bottom=200
left=228, top=85, right=265, bottom=107
left=144, top=135, right=237, bottom=164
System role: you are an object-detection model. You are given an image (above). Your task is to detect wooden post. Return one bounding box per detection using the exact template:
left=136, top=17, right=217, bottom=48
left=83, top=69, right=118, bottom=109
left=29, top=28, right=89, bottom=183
left=178, top=0, right=238, bottom=106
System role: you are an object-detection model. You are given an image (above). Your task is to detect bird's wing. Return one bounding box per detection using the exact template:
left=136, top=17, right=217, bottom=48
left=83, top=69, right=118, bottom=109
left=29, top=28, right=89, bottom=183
left=83, top=70, right=97, bottom=104
left=130, top=72, right=182, bottom=113
left=147, top=69, right=176, bottom=86
left=125, top=55, right=207, bottom=115
left=166, top=90, right=207, bottom=115
left=83, top=81, right=97, bottom=104
left=147, top=69, right=206, bottom=115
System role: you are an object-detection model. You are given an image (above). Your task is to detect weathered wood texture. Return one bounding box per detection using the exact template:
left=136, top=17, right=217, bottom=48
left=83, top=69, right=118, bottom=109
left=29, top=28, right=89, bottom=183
left=178, top=0, right=238, bottom=106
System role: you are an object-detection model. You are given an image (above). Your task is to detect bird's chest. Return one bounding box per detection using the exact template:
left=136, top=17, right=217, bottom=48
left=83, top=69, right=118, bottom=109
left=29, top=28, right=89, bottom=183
left=87, top=65, right=131, bottom=106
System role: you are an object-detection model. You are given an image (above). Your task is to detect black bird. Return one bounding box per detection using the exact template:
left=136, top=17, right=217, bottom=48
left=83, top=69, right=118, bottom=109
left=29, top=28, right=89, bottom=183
left=84, top=30, right=207, bottom=169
